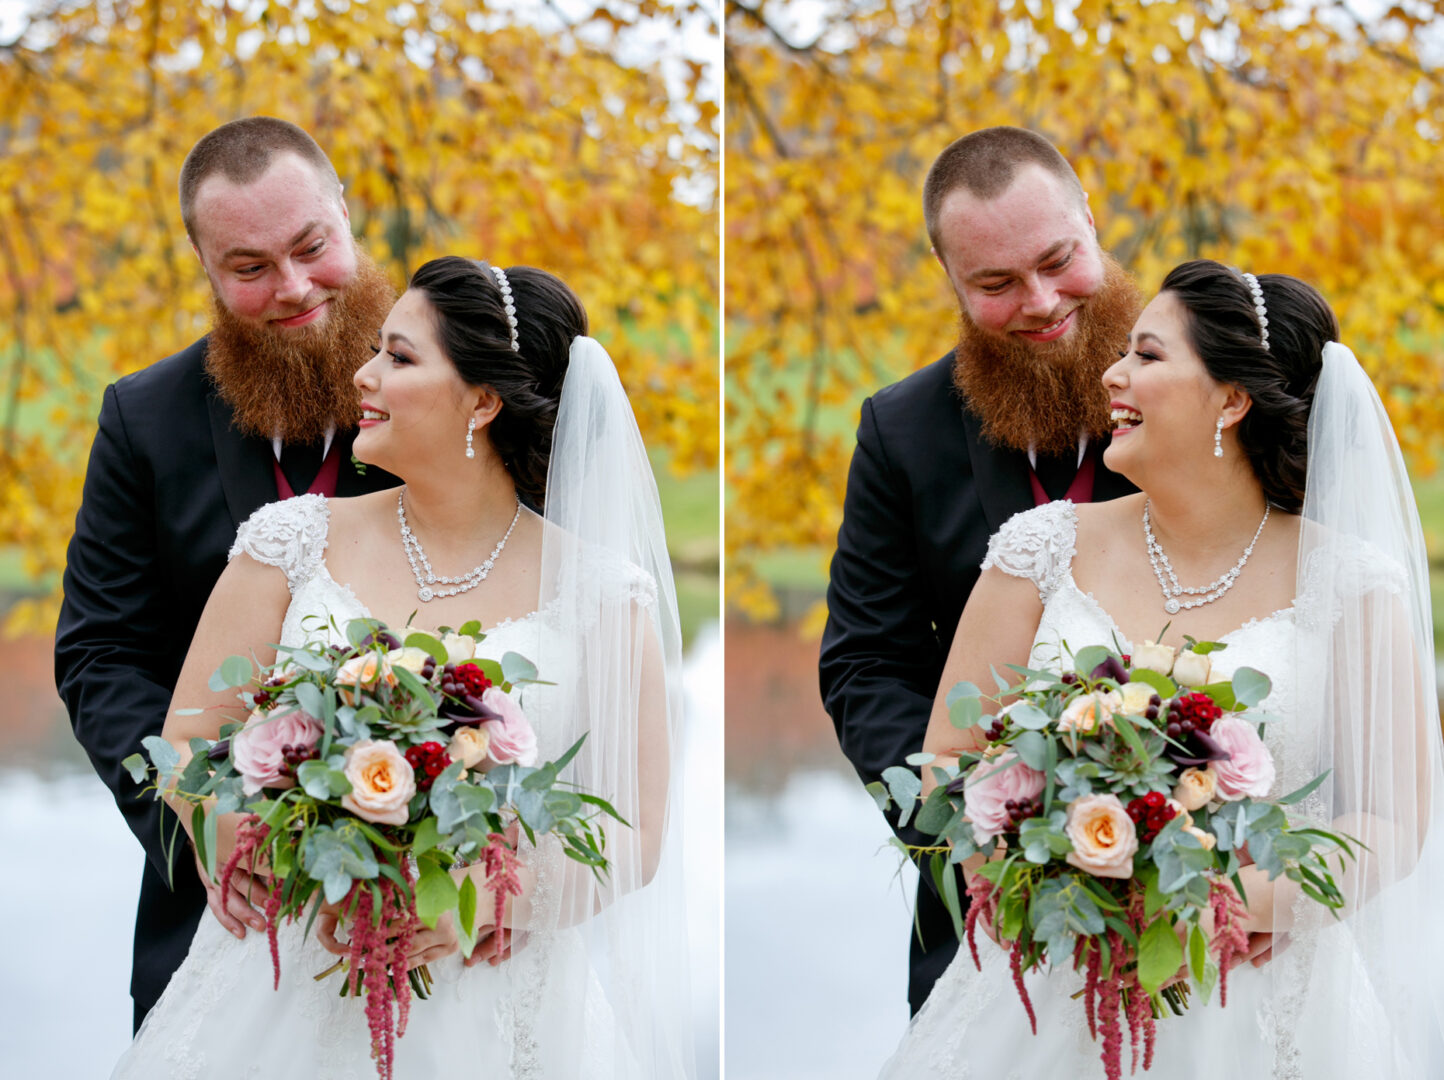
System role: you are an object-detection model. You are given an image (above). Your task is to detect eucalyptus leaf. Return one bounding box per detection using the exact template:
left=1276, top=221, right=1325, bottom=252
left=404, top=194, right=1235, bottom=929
left=122, top=753, right=147, bottom=784
left=882, top=765, right=923, bottom=829
left=141, top=735, right=180, bottom=775
left=1007, top=703, right=1052, bottom=731
left=864, top=781, right=889, bottom=813
left=210, top=654, right=253, bottom=692
left=1128, top=668, right=1177, bottom=699
left=502, top=651, right=540, bottom=684
left=293, top=681, right=326, bottom=720
left=404, top=631, right=450, bottom=665
left=1011, top=730, right=1048, bottom=770
left=1072, top=645, right=1112, bottom=678
left=1231, top=667, right=1272, bottom=709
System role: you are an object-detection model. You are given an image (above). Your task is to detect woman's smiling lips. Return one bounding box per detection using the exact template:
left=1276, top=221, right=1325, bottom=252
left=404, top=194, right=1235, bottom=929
left=1109, top=400, right=1143, bottom=436
left=358, top=402, right=390, bottom=427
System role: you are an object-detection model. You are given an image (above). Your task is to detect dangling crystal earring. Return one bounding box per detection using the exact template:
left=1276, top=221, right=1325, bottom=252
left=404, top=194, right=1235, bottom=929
left=1214, top=417, right=1225, bottom=458
left=465, top=417, right=476, bottom=459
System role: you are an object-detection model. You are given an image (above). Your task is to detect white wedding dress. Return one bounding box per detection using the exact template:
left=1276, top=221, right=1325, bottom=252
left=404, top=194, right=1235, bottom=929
left=879, top=500, right=1418, bottom=1079
left=113, top=494, right=647, bottom=1079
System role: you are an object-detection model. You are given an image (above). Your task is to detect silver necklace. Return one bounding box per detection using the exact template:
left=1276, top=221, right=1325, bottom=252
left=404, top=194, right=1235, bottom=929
left=397, top=489, right=522, bottom=602
left=1143, top=499, right=1269, bottom=614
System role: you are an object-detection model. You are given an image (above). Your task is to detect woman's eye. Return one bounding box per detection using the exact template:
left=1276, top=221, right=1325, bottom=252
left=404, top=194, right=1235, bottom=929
left=368, top=343, right=380, bottom=355
left=388, top=351, right=412, bottom=365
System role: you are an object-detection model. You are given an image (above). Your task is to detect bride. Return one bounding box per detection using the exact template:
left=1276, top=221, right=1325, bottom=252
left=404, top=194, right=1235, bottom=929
left=113, top=257, right=694, bottom=1078
left=881, top=259, right=1444, bottom=1077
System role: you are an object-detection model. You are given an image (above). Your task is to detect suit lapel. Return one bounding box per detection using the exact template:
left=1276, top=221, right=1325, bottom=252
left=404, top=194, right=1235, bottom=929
left=206, top=387, right=279, bottom=529
left=958, top=400, right=1035, bottom=533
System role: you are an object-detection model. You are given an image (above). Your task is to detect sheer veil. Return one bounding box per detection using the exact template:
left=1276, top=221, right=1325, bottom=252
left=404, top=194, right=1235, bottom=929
left=512, top=335, right=694, bottom=1076
left=1282, top=341, right=1444, bottom=1071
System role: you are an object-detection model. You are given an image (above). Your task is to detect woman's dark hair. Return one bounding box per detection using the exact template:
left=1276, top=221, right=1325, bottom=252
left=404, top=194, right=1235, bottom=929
left=408, top=256, right=588, bottom=508
left=1160, top=259, right=1340, bottom=514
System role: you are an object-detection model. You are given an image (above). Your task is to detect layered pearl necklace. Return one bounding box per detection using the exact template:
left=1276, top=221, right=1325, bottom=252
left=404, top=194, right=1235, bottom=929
left=1143, top=499, right=1270, bottom=614
left=397, top=489, right=522, bottom=602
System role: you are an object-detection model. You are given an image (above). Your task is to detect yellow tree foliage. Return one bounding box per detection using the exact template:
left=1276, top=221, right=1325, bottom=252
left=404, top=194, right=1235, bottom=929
left=725, top=0, right=1444, bottom=620
left=0, top=0, right=718, bottom=633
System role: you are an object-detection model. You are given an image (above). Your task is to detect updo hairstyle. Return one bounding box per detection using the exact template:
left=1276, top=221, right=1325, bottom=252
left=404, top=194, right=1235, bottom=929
left=407, top=256, right=589, bottom=508
left=1160, top=259, right=1340, bottom=514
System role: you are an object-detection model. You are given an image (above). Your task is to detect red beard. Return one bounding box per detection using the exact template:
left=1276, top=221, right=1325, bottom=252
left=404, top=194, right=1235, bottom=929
left=952, top=252, right=1142, bottom=454
left=204, top=249, right=397, bottom=444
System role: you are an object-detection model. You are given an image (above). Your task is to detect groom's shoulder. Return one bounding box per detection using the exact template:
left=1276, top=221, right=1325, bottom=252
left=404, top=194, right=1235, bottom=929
left=866, top=350, right=966, bottom=432
left=110, top=336, right=211, bottom=409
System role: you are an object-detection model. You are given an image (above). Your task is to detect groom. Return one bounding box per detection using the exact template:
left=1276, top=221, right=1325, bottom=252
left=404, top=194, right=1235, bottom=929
left=55, top=117, right=400, bottom=1030
left=820, top=127, right=1142, bottom=1013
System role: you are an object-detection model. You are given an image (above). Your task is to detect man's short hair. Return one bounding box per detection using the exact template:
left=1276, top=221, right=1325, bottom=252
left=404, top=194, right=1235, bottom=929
left=922, top=127, right=1087, bottom=251
left=179, top=117, right=341, bottom=241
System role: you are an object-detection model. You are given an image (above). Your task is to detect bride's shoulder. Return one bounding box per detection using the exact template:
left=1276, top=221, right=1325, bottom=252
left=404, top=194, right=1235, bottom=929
left=981, top=500, right=1088, bottom=597
left=538, top=521, right=659, bottom=610
left=1296, top=519, right=1411, bottom=610
left=228, top=494, right=333, bottom=586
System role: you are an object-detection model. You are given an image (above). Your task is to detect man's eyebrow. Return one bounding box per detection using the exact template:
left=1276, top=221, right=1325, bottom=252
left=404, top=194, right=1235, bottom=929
left=221, top=222, right=323, bottom=261
left=967, top=239, right=1071, bottom=282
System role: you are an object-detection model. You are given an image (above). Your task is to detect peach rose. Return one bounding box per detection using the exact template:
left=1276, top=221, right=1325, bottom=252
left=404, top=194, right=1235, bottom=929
left=1131, top=640, right=1177, bottom=677
left=340, top=740, right=416, bottom=825
left=1173, top=766, right=1219, bottom=811
left=336, top=654, right=397, bottom=705
left=1172, top=650, right=1212, bottom=688
left=1058, top=691, right=1121, bottom=735
left=1064, top=793, right=1139, bottom=879
left=1183, top=825, right=1217, bottom=851
left=447, top=726, right=491, bottom=771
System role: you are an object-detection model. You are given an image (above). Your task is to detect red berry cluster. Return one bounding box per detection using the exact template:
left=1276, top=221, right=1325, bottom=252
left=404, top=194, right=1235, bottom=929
left=1163, top=692, right=1223, bottom=740
left=439, top=661, right=492, bottom=700
left=251, top=676, right=288, bottom=710
left=1004, top=796, right=1040, bottom=828
left=1126, top=791, right=1177, bottom=842
left=985, top=716, right=1007, bottom=742
left=278, top=743, right=318, bottom=778
left=404, top=741, right=452, bottom=790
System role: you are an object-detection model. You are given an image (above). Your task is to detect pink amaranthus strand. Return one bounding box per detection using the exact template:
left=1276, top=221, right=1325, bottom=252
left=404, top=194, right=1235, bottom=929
left=1097, top=928, right=1126, bottom=1080
left=344, top=878, right=422, bottom=1080
left=1208, top=878, right=1251, bottom=1006
left=1007, top=941, right=1037, bottom=1035
left=217, top=814, right=271, bottom=916
left=480, top=831, right=525, bottom=935
left=264, top=878, right=283, bottom=990
left=1076, top=936, right=1100, bottom=1040
left=963, top=874, right=998, bottom=971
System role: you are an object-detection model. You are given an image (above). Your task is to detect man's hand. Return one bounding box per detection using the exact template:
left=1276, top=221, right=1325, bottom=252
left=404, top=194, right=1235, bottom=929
left=195, top=847, right=267, bottom=937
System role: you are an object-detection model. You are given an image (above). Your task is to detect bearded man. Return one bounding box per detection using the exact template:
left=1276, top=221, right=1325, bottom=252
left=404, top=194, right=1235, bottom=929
left=819, top=127, right=1142, bottom=1015
left=55, top=117, right=400, bottom=1031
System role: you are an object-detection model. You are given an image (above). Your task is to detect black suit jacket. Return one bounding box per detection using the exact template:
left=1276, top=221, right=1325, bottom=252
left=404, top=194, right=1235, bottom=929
left=54, top=337, right=399, bottom=1030
left=819, top=351, right=1135, bottom=1014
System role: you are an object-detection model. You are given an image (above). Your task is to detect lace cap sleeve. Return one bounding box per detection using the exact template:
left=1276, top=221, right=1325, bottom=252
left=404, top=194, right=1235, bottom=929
left=227, top=494, right=331, bottom=593
left=979, top=501, right=1079, bottom=604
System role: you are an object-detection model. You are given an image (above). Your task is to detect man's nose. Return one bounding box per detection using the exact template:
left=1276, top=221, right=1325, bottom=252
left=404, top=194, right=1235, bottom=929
left=1018, top=276, right=1058, bottom=319
left=274, top=261, right=310, bottom=305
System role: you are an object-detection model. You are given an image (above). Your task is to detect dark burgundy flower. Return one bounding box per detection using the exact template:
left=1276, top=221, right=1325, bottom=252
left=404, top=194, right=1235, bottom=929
left=1090, top=655, right=1129, bottom=685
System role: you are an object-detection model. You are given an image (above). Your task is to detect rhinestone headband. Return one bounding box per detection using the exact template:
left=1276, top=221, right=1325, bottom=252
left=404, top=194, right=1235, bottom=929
left=1240, top=271, right=1270, bottom=351
left=476, top=260, right=521, bottom=353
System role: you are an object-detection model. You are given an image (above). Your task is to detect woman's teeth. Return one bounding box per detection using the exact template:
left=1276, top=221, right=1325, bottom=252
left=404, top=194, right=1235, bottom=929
left=1110, top=407, right=1142, bottom=430
left=362, top=409, right=389, bottom=421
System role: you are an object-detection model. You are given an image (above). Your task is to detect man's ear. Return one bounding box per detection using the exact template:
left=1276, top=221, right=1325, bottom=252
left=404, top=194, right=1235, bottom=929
left=931, top=245, right=946, bottom=273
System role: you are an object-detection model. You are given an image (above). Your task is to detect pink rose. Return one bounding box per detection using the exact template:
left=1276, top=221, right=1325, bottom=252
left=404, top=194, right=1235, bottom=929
left=1064, top=793, right=1139, bottom=879
left=341, top=740, right=416, bottom=825
left=479, top=688, right=538, bottom=767
left=232, top=708, right=324, bottom=796
left=1209, top=715, right=1276, bottom=801
left=963, top=751, right=1046, bottom=844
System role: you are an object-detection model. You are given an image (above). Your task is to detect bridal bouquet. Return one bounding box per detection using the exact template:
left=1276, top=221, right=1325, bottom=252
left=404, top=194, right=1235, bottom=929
left=874, top=640, right=1357, bottom=1080
left=124, top=617, right=621, bottom=1080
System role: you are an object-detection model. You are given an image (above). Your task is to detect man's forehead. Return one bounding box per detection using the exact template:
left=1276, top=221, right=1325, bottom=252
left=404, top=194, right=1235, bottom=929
left=939, top=200, right=1087, bottom=277
left=191, top=154, right=340, bottom=252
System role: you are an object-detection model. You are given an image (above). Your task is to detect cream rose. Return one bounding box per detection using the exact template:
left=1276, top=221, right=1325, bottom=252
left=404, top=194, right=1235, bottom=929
left=1173, top=766, right=1219, bottom=811
left=447, top=726, right=491, bottom=771
left=1058, top=691, right=1121, bottom=735
left=1183, top=825, right=1217, bottom=851
left=1131, top=640, right=1177, bottom=677
left=1119, top=682, right=1155, bottom=718
left=386, top=646, right=431, bottom=675
left=441, top=633, right=477, bottom=665
left=1064, top=793, right=1139, bottom=879
left=1172, top=650, right=1212, bottom=688
left=340, top=740, right=416, bottom=826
